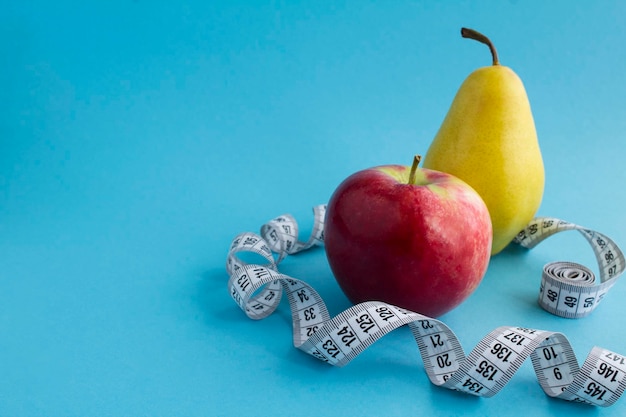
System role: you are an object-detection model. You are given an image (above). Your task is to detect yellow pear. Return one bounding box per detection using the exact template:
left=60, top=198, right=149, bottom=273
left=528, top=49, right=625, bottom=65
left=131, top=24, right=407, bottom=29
left=423, top=28, right=544, bottom=255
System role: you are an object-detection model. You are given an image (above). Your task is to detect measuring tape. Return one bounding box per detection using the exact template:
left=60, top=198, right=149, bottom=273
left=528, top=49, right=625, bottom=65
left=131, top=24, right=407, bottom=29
left=226, top=205, right=626, bottom=406
left=514, top=217, right=625, bottom=318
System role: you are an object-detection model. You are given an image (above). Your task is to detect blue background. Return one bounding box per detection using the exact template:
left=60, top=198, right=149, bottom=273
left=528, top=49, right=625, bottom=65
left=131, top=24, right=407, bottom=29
left=2, top=1, right=626, bottom=416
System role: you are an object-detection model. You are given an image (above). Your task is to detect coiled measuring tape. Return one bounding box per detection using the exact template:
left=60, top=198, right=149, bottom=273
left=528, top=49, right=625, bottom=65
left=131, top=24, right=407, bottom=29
left=226, top=205, right=626, bottom=406
left=514, top=218, right=625, bottom=318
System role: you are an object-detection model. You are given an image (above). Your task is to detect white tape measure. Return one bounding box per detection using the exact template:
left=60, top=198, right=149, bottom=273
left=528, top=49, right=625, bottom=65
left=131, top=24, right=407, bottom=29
left=226, top=205, right=626, bottom=406
left=514, top=217, right=625, bottom=318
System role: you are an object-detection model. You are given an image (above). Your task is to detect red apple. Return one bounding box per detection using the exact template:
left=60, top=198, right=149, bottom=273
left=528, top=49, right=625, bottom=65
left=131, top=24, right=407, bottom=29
left=324, top=156, right=492, bottom=317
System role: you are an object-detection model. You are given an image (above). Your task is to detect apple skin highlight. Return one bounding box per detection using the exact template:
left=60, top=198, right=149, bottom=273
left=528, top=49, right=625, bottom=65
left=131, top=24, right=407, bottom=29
left=324, top=164, right=492, bottom=318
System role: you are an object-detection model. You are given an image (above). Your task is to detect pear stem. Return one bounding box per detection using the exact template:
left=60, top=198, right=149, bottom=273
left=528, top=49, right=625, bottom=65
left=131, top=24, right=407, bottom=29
left=408, top=155, right=421, bottom=185
left=461, top=27, right=499, bottom=66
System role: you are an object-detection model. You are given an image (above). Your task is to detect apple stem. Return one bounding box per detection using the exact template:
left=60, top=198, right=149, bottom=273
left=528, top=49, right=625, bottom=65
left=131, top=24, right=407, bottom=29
left=408, top=155, right=421, bottom=185
left=461, top=27, right=499, bottom=66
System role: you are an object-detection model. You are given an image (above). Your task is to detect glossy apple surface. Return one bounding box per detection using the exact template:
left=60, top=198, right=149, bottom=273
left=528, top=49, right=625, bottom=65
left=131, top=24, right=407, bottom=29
left=324, top=163, right=492, bottom=317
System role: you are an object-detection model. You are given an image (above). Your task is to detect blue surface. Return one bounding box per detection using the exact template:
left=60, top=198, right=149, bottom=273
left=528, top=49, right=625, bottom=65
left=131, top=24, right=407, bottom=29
left=2, top=1, right=626, bottom=416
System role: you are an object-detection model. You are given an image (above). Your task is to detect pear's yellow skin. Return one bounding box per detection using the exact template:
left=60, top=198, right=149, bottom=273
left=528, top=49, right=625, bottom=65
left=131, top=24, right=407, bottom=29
left=423, top=64, right=544, bottom=255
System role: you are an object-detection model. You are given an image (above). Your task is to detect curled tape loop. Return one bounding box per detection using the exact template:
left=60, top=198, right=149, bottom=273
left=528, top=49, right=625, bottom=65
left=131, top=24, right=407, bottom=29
left=544, top=262, right=595, bottom=285
left=226, top=206, right=626, bottom=406
left=514, top=217, right=625, bottom=318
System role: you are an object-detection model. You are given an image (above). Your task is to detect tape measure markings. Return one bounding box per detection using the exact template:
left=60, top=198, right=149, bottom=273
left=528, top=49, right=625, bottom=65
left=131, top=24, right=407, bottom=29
left=514, top=217, right=625, bottom=318
left=226, top=206, right=626, bottom=406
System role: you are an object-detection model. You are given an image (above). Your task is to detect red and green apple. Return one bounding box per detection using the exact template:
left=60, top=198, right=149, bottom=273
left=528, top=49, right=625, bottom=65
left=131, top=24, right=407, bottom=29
left=324, top=156, right=492, bottom=317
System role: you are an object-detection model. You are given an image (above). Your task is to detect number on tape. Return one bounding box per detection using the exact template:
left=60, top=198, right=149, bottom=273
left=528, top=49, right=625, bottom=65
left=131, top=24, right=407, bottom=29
left=226, top=206, right=626, bottom=406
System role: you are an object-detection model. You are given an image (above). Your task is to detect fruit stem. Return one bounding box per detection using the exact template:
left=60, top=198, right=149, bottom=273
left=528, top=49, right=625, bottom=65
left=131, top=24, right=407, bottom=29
left=461, top=27, right=499, bottom=66
left=408, top=155, right=421, bottom=185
